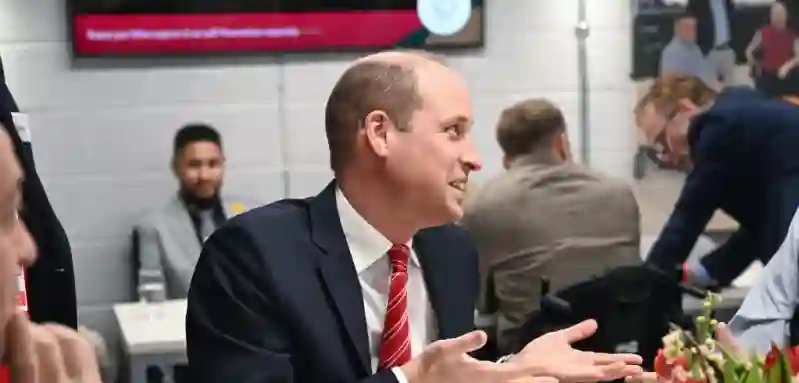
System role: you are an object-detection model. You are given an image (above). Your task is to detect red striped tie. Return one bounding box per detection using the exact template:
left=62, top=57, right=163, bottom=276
left=378, top=244, right=412, bottom=370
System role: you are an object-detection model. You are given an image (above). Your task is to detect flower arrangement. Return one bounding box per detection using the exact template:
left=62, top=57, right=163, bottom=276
left=654, top=293, right=799, bottom=383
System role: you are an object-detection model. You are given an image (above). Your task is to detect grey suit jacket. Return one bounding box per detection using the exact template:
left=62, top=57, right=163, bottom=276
left=134, top=194, right=255, bottom=300
left=461, top=157, right=642, bottom=353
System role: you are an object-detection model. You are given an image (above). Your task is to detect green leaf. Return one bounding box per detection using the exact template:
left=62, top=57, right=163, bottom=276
left=744, top=368, right=765, bottom=383
left=724, top=358, right=740, bottom=383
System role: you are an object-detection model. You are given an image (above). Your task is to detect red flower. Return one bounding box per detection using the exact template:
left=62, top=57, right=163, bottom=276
left=655, top=349, right=690, bottom=379
left=766, top=344, right=780, bottom=370
left=654, top=349, right=671, bottom=378
left=765, top=344, right=799, bottom=374
left=786, top=346, right=799, bottom=374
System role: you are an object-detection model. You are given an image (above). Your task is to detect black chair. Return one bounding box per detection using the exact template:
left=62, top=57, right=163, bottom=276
left=515, top=264, right=707, bottom=371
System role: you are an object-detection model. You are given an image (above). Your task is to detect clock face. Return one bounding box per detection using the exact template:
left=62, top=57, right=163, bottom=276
left=417, top=0, right=472, bottom=37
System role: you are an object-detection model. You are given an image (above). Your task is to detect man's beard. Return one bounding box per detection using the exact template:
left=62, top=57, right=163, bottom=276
left=179, top=186, right=220, bottom=210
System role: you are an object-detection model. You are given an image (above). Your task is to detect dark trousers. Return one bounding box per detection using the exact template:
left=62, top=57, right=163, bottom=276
left=756, top=69, right=799, bottom=98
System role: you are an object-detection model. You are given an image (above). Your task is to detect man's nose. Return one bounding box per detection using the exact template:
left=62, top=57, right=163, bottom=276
left=16, top=221, right=37, bottom=268
left=462, top=138, right=482, bottom=172
left=198, top=166, right=213, bottom=181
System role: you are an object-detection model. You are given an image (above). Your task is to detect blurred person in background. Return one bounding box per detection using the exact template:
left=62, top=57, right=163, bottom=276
left=746, top=2, right=799, bottom=97
left=462, top=98, right=642, bottom=354
left=134, top=123, right=254, bottom=301
left=686, top=0, right=737, bottom=86
left=635, top=73, right=799, bottom=289
left=0, top=127, right=101, bottom=382
left=660, top=12, right=718, bottom=88
left=0, top=55, right=77, bottom=329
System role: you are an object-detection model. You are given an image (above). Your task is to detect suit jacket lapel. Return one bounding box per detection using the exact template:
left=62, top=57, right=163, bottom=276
left=309, top=182, right=371, bottom=374
left=164, top=195, right=202, bottom=258
left=414, top=228, right=462, bottom=340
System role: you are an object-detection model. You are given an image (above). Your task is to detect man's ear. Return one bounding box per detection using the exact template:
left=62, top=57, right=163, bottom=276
left=556, top=132, right=572, bottom=162
left=363, top=110, right=392, bottom=159
left=677, top=98, right=699, bottom=114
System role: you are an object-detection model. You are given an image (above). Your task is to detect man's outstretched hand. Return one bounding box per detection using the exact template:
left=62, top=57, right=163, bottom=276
left=511, top=319, right=644, bottom=383
left=400, top=319, right=643, bottom=383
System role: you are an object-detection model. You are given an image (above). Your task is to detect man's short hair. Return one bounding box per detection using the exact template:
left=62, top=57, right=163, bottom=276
left=495, top=98, right=566, bottom=158
left=324, top=51, right=446, bottom=173
left=676, top=11, right=696, bottom=22
left=173, top=123, right=221, bottom=157
left=634, top=73, right=716, bottom=115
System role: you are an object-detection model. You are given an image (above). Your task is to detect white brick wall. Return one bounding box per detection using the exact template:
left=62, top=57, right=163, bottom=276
left=0, top=0, right=634, bottom=353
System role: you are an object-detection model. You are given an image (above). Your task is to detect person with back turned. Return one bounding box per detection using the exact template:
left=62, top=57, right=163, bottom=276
left=186, top=50, right=644, bottom=383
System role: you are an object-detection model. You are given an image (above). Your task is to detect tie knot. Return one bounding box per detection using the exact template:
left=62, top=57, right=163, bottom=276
left=387, top=244, right=410, bottom=271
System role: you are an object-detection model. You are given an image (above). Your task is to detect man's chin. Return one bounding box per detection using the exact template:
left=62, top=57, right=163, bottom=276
left=446, top=202, right=465, bottom=223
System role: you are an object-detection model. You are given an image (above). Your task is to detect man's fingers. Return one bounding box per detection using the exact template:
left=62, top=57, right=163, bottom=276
left=6, top=312, right=36, bottom=383
left=30, top=325, right=70, bottom=383
left=559, top=319, right=598, bottom=344
left=506, top=377, right=559, bottom=383
left=431, top=330, right=487, bottom=358
left=42, top=324, right=101, bottom=382
left=565, top=362, right=644, bottom=383
left=530, top=377, right=559, bottom=383
left=591, top=352, right=643, bottom=366
left=715, top=322, right=744, bottom=359
left=625, top=372, right=661, bottom=383
left=599, top=363, right=644, bottom=380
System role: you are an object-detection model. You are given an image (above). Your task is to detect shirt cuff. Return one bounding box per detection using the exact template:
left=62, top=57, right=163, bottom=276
left=391, top=367, right=410, bottom=383
left=689, top=263, right=715, bottom=287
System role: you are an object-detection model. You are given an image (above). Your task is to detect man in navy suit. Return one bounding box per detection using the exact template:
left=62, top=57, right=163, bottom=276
left=186, top=50, right=644, bottom=383
left=636, top=73, right=799, bottom=287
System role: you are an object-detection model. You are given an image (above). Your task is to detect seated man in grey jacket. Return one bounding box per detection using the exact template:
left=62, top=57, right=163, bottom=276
left=134, top=124, right=254, bottom=300
left=462, top=98, right=642, bottom=354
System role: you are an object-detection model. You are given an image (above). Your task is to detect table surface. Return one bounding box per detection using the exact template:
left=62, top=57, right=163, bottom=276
left=113, top=299, right=187, bottom=355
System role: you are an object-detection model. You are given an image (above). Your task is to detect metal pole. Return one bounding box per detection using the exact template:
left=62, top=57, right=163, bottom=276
left=277, top=55, right=291, bottom=198
left=575, top=0, right=591, bottom=165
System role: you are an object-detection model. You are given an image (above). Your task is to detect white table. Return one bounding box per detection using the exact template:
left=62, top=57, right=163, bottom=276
left=113, top=299, right=188, bottom=383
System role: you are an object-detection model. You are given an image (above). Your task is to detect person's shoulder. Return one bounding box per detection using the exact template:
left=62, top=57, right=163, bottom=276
left=134, top=196, right=180, bottom=230
left=561, top=164, right=635, bottom=196
left=463, top=172, right=526, bottom=213
left=225, top=196, right=312, bottom=235
left=420, top=223, right=477, bottom=254
left=220, top=195, right=261, bottom=218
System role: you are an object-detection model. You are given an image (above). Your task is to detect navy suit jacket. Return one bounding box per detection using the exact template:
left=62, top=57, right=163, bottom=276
left=0, top=55, right=77, bottom=328
left=647, top=87, right=799, bottom=285
left=186, top=182, right=480, bottom=383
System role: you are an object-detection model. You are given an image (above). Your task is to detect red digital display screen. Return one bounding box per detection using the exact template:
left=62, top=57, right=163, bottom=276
left=69, top=1, right=484, bottom=56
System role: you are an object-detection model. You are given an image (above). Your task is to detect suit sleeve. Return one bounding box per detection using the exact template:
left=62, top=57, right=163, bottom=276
left=646, top=119, right=732, bottom=273
left=133, top=222, right=167, bottom=299
left=699, top=228, right=757, bottom=286
left=186, top=224, right=399, bottom=383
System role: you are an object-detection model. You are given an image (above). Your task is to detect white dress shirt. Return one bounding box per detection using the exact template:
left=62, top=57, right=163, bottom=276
left=728, top=208, right=799, bottom=354
left=336, top=188, right=436, bottom=383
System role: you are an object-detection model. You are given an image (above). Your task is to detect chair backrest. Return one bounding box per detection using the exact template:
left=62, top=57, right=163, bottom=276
left=516, top=265, right=686, bottom=370
left=130, top=227, right=141, bottom=301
